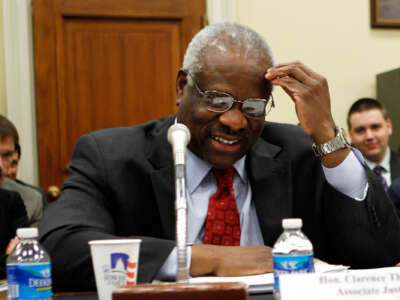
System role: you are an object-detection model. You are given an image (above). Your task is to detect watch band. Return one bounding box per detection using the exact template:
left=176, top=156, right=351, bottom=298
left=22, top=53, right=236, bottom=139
left=312, top=127, right=351, bottom=158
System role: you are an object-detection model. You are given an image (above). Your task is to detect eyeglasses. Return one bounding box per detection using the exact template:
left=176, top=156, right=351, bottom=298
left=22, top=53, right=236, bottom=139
left=186, top=72, right=274, bottom=120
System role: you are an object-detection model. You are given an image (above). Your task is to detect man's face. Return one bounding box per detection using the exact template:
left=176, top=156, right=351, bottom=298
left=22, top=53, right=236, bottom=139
left=7, top=151, right=19, bottom=180
left=0, top=136, right=16, bottom=183
left=348, top=109, right=392, bottom=163
left=176, top=48, right=272, bottom=169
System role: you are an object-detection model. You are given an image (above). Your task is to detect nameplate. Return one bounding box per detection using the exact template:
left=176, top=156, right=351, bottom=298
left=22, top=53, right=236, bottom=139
left=279, top=267, right=400, bottom=300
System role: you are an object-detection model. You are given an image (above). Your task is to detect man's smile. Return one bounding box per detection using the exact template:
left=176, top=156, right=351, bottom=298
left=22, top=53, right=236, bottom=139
left=210, top=135, right=242, bottom=153
left=212, top=135, right=240, bottom=145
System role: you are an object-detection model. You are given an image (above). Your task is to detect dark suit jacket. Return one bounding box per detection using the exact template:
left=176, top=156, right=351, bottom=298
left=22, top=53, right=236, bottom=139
left=388, top=150, right=400, bottom=215
left=39, top=115, right=400, bottom=291
left=391, top=150, right=400, bottom=182
left=0, top=188, right=29, bottom=279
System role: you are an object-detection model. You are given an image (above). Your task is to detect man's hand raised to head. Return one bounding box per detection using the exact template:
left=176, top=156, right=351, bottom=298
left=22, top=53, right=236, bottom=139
left=190, top=244, right=274, bottom=277
left=265, top=62, right=350, bottom=168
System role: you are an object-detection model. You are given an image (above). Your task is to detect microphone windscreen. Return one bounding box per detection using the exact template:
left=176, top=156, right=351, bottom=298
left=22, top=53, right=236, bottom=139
left=167, top=123, right=191, bottom=151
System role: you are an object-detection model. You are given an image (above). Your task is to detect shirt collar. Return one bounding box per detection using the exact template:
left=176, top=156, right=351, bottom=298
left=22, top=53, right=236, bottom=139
left=364, top=147, right=391, bottom=172
left=186, top=148, right=247, bottom=194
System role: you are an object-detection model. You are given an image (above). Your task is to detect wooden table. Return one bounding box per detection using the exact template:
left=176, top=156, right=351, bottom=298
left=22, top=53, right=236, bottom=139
left=1, top=290, right=274, bottom=300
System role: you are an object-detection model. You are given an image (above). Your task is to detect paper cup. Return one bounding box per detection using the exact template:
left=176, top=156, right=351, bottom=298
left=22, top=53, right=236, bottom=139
left=89, top=239, right=141, bottom=300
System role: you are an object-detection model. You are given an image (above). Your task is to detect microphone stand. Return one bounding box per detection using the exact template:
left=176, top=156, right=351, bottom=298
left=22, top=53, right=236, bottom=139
left=173, top=149, right=189, bottom=282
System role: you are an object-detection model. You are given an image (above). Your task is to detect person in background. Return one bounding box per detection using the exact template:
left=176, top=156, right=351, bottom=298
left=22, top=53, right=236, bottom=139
left=389, top=177, right=400, bottom=217
left=6, top=143, right=47, bottom=208
left=39, top=22, right=400, bottom=292
left=7, top=144, right=19, bottom=180
left=0, top=138, right=28, bottom=278
left=347, top=98, right=400, bottom=192
left=0, top=115, right=43, bottom=226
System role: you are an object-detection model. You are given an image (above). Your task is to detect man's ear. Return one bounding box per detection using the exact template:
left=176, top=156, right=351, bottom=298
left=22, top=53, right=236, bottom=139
left=176, top=70, right=188, bottom=106
left=387, top=117, right=393, bottom=136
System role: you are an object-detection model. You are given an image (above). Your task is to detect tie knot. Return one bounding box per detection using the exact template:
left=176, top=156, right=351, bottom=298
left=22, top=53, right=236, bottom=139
left=373, top=165, right=385, bottom=175
left=212, top=167, right=235, bottom=188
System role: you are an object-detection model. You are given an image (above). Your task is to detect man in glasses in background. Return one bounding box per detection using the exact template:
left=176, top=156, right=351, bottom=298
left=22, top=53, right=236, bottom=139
left=5, top=144, right=47, bottom=209
left=39, top=22, right=400, bottom=291
left=0, top=115, right=43, bottom=227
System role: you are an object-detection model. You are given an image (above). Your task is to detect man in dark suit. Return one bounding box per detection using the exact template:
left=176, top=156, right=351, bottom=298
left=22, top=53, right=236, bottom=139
left=347, top=98, right=400, bottom=190
left=0, top=189, right=29, bottom=279
left=39, top=22, right=400, bottom=292
left=0, top=115, right=44, bottom=226
left=0, top=140, right=28, bottom=278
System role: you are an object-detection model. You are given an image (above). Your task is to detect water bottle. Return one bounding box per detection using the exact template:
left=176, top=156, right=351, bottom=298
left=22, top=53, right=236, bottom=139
left=6, top=228, right=52, bottom=300
left=272, top=218, right=314, bottom=298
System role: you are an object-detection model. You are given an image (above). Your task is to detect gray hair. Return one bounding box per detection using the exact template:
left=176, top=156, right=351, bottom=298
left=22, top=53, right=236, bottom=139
left=182, top=22, right=274, bottom=76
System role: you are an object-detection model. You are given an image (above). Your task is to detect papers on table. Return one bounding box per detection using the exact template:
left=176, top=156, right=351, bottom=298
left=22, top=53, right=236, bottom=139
left=0, top=279, right=7, bottom=292
left=189, top=262, right=349, bottom=294
left=190, top=272, right=274, bottom=294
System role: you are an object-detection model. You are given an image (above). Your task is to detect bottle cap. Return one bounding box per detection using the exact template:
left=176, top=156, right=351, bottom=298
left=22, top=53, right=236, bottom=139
left=17, top=227, right=39, bottom=238
left=282, top=218, right=302, bottom=229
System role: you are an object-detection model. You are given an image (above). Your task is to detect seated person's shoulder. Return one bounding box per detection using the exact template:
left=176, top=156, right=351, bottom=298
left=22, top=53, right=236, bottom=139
left=392, top=149, right=400, bottom=159
left=0, top=187, right=19, bottom=202
left=4, top=178, right=41, bottom=195
left=0, top=188, right=26, bottom=211
left=1, top=178, right=42, bottom=204
left=88, top=115, right=173, bottom=139
left=261, top=122, right=313, bottom=155
left=15, top=179, right=47, bottom=207
left=389, top=178, right=400, bottom=201
left=77, top=115, right=174, bottom=155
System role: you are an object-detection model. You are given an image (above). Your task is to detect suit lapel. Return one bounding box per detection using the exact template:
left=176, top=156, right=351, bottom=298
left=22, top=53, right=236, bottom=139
left=247, top=139, right=293, bottom=246
left=148, top=116, right=176, bottom=240
left=390, top=150, right=400, bottom=181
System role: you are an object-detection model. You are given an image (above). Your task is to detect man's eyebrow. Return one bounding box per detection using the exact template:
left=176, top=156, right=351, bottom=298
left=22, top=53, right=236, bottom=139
left=353, top=125, right=366, bottom=131
left=0, top=150, right=15, bottom=155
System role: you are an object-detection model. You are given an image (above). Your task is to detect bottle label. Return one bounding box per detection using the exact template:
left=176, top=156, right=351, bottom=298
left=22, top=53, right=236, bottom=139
left=6, top=263, right=52, bottom=299
left=273, top=254, right=314, bottom=291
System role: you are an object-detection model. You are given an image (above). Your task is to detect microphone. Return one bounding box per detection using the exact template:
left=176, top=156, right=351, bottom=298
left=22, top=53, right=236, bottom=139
left=167, top=123, right=191, bottom=165
left=167, top=123, right=191, bottom=282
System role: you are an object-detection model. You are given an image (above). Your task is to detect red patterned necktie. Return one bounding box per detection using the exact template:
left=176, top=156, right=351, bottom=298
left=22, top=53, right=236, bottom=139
left=203, top=167, right=241, bottom=246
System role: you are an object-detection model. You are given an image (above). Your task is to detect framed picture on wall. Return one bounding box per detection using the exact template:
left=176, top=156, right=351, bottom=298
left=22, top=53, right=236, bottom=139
left=371, top=0, right=400, bottom=27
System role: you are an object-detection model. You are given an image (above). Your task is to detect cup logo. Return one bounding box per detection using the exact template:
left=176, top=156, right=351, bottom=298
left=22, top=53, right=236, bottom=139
left=102, top=252, right=137, bottom=287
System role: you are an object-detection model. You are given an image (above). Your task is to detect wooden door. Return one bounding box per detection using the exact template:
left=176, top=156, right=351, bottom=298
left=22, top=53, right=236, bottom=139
left=33, top=0, right=206, bottom=201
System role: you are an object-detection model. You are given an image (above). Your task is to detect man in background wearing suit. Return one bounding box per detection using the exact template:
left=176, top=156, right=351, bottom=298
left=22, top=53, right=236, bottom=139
left=0, top=130, right=28, bottom=278
left=0, top=115, right=43, bottom=226
left=39, top=22, right=400, bottom=292
left=347, top=98, right=400, bottom=192
left=6, top=143, right=47, bottom=209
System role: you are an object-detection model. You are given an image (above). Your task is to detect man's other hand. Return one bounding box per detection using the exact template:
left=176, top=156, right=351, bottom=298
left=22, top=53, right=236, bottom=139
left=190, top=244, right=273, bottom=277
left=5, top=237, right=19, bottom=255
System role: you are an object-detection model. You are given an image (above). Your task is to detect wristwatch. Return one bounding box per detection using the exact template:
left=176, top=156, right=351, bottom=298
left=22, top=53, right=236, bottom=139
left=312, top=126, right=351, bottom=158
